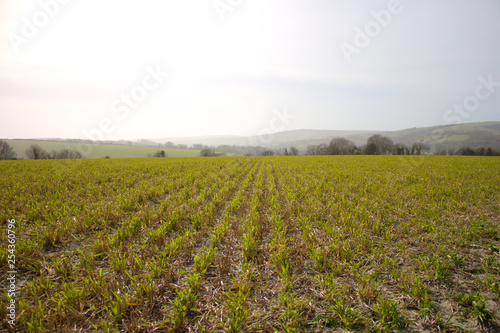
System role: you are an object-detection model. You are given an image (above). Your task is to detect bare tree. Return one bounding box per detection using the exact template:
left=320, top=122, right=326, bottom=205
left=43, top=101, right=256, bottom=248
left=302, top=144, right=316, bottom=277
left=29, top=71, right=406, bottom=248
left=261, top=150, right=274, bottom=156
left=25, top=144, right=48, bottom=160
left=0, top=140, right=17, bottom=160
left=70, top=150, right=83, bottom=159
left=305, top=145, right=316, bottom=155
left=366, top=134, right=393, bottom=155
left=38, top=148, right=83, bottom=159
left=289, top=146, right=299, bottom=156
left=328, top=137, right=355, bottom=155
left=305, top=144, right=328, bottom=155
left=57, top=149, right=83, bottom=159
left=280, top=147, right=299, bottom=156
left=364, top=143, right=378, bottom=155
left=411, top=142, right=431, bottom=155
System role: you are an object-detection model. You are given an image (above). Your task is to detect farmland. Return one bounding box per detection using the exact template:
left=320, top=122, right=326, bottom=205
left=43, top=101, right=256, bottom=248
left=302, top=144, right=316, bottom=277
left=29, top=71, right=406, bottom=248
left=5, top=140, right=201, bottom=159
left=1, top=156, right=500, bottom=332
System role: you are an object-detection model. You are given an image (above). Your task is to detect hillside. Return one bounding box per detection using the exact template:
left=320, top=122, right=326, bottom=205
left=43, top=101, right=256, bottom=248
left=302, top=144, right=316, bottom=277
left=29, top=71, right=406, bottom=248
left=5, top=140, right=200, bottom=159
left=4, top=122, right=500, bottom=158
left=152, top=122, right=500, bottom=151
left=381, top=122, right=500, bottom=151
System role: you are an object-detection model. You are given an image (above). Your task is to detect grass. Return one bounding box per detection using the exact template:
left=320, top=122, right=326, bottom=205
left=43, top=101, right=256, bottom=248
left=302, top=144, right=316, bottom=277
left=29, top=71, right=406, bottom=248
left=0, top=156, right=499, bottom=332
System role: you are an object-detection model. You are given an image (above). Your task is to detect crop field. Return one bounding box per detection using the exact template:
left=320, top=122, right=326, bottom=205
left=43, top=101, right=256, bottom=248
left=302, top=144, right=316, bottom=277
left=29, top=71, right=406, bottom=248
left=1, top=156, right=500, bottom=332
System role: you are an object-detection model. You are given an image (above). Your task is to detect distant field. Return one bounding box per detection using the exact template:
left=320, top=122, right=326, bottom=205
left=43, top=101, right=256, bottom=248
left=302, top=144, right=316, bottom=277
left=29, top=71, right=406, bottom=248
left=1, top=156, right=499, bottom=332
left=6, top=140, right=200, bottom=158
left=433, top=134, right=470, bottom=143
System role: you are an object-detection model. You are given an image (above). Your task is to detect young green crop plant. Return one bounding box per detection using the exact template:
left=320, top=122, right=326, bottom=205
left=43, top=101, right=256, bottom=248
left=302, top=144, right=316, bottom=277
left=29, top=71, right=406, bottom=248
left=373, top=295, right=406, bottom=332
left=330, top=296, right=363, bottom=329
left=456, top=291, right=494, bottom=327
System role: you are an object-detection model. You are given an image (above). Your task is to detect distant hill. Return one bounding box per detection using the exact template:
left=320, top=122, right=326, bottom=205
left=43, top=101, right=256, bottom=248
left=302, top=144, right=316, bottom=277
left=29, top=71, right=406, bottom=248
left=151, top=122, right=500, bottom=152
left=4, top=122, right=499, bottom=158
left=152, top=130, right=372, bottom=147
left=379, top=122, right=500, bottom=151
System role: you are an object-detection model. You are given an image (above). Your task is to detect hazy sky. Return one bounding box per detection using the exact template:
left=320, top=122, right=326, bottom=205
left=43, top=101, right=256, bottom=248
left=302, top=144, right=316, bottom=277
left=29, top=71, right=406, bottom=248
left=1, top=0, right=500, bottom=140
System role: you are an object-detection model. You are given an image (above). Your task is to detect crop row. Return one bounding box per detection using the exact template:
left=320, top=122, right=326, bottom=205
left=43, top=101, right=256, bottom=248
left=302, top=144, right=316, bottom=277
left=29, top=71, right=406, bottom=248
left=0, top=156, right=499, bottom=332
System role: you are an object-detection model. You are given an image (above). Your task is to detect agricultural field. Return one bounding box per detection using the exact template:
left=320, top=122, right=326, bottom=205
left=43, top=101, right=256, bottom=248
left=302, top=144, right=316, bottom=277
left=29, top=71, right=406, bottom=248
left=1, top=156, right=500, bottom=332
left=5, top=140, right=201, bottom=159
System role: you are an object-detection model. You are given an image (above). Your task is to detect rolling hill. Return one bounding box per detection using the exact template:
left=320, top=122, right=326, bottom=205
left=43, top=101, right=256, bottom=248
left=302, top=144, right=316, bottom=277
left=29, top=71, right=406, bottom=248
left=4, top=122, right=499, bottom=158
left=151, top=122, right=500, bottom=152
left=5, top=140, right=200, bottom=159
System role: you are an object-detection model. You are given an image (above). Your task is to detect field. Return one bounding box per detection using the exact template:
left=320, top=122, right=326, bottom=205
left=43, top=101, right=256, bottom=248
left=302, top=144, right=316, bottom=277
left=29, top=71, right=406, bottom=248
left=5, top=140, right=201, bottom=159
left=1, top=156, right=499, bottom=332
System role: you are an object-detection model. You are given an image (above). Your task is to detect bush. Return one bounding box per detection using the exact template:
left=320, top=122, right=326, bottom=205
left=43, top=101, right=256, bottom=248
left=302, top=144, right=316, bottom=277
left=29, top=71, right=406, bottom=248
left=153, top=150, right=167, bottom=157
left=25, top=144, right=49, bottom=160
left=25, top=144, right=83, bottom=160
left=200, top=149, right=225, bottom=157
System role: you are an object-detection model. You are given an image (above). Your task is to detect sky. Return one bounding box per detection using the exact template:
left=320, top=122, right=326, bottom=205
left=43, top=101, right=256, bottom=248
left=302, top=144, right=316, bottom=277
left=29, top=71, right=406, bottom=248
left=1, top=0, right=500, bottom=140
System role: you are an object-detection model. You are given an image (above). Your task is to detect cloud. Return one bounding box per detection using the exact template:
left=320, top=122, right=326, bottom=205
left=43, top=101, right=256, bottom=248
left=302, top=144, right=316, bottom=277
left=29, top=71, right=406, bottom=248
left=1, top=0, right=500, bottom=139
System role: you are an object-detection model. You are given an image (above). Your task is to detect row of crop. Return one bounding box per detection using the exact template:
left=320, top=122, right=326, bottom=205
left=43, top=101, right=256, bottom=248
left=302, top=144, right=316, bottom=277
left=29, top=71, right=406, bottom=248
left=1, top=156, right=498, bottom=331
left=223, top=172, right=263, bottom=331
left=272, top=156, right=499, bottom=330
left=13, top=158, right=258, bottom=331
left=0, top=159, right=211, bottom=269
left=264, top=163, right=307, bottom=332
left=9, top=159, right=229, bottom=277
left=167, top=159, right=260, bottom=331
left=272, top=159, right=400, bottom=331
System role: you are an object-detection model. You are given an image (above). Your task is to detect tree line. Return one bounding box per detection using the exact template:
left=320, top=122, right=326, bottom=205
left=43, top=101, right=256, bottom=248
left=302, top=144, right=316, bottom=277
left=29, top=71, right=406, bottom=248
left=0, top=141, right=83, bottom=160
left=191, top=135, right=438, bottom=157
left=305, top=135, right=428, bottom=156
left=303, top=134, right=499, bottom=156
left=1, top=137, right=498, bottom=160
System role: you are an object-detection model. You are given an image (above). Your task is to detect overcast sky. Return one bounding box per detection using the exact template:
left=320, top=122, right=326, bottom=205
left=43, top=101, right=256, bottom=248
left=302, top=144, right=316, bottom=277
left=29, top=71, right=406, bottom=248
left=1, top=0, right=500, bottom=140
